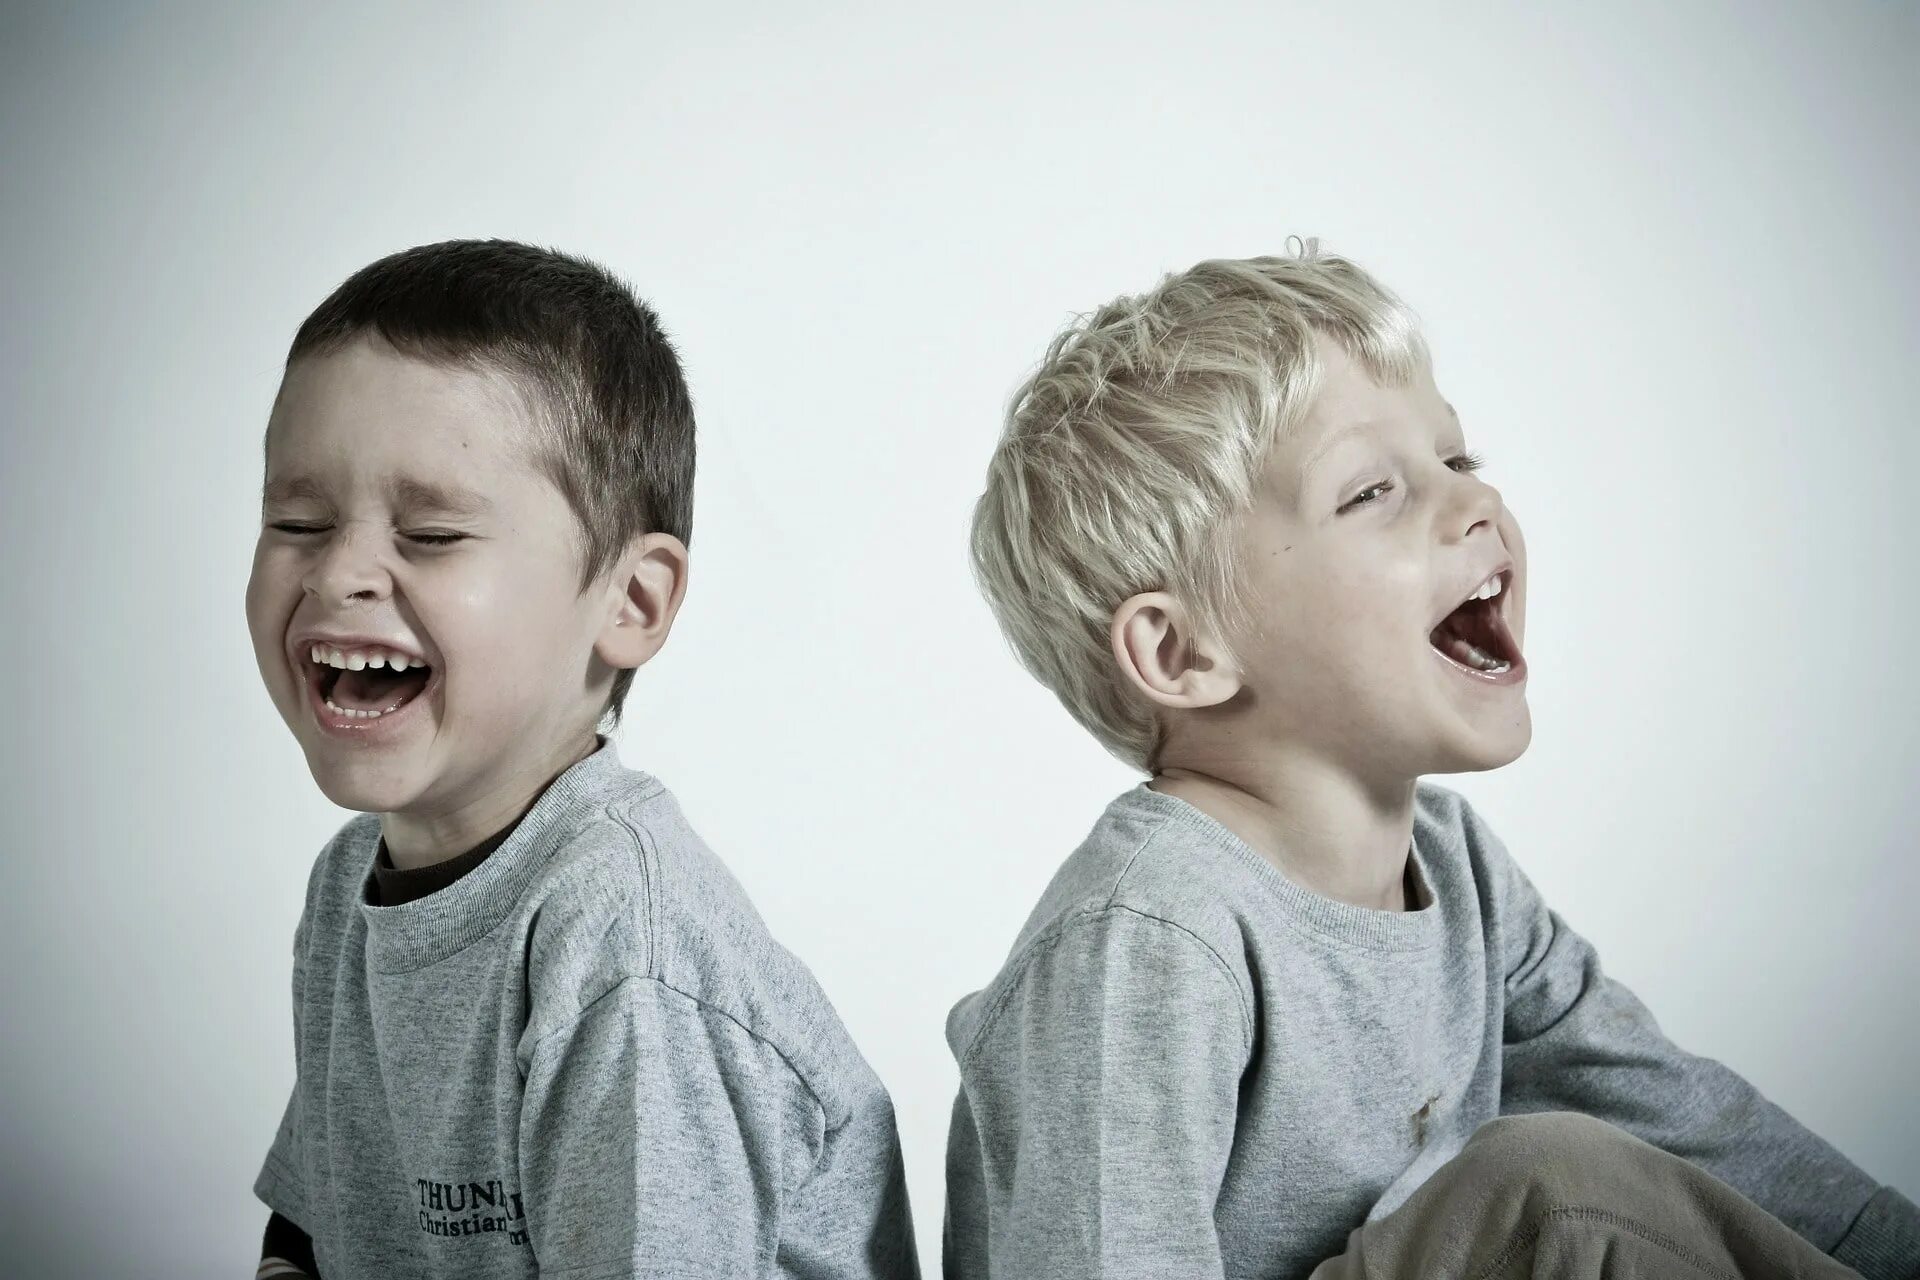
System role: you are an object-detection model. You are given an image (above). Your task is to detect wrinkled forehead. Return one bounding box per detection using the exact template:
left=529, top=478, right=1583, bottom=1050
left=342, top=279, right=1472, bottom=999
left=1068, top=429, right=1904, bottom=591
left=262, top=336, right=548, bottom=484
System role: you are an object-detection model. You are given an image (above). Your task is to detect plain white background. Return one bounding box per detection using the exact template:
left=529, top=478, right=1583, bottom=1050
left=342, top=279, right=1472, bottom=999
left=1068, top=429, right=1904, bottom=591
left=1, top=3, right=1914, bottom=1274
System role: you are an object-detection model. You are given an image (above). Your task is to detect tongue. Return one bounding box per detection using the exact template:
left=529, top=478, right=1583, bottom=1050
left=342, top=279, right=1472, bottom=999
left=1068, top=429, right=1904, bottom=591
left=1432, top=599, right=1505, bottom=668
left=331, top=666, right=429, bottom=712
left=1438, top=632, right=1497, bottom=668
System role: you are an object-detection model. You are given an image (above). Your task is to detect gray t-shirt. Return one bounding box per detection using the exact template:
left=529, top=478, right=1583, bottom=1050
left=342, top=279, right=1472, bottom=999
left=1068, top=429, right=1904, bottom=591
left=256, top=740, right=918, bottom=1278
left=943, top=781, right=1915, bottom=1280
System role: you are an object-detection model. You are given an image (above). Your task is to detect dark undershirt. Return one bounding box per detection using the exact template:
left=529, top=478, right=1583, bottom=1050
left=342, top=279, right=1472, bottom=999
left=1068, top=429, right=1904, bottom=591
left=263, top=826, right=515, bottom=1277
left=368, top=826, right=515, bottom=906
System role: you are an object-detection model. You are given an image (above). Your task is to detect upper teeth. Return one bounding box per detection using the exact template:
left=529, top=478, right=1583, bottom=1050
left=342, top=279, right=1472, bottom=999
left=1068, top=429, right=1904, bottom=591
left=309, top=644, right=420, bottom=672
left=1472, top=575, right=1504, bottom=602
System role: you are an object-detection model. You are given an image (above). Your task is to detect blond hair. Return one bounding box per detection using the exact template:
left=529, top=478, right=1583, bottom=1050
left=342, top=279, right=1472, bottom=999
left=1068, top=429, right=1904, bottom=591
left=970, top=241, right=1428, bottom=771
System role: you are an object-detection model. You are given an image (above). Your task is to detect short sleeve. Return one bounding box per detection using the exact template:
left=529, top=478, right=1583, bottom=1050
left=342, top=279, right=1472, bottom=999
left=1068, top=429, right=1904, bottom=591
left=254, top=900, right=314, bottom=1228
left=945, top=906, right=1249, bottom=1278
left=517, top=976, right=820, bottom=1277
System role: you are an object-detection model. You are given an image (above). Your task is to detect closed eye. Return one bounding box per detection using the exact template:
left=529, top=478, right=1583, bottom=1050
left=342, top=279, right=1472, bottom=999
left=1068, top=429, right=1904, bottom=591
left=266, top=523, right=466, bottom=547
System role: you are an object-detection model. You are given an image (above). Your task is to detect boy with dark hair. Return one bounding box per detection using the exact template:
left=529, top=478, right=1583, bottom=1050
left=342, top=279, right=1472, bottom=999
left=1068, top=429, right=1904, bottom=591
left=249, top=239, right=917, bottom=1278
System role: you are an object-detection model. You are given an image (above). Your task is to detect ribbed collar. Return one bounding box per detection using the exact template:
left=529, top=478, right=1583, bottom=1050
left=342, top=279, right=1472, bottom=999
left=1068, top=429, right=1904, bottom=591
left=1119, top=783, right=1444, bottom=952
left=356, top=739, right=653, bottom=973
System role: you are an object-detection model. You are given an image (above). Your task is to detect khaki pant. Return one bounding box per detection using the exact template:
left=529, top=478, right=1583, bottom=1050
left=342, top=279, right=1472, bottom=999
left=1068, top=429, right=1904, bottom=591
left=1310, top=1113, right=1860, bottom=1280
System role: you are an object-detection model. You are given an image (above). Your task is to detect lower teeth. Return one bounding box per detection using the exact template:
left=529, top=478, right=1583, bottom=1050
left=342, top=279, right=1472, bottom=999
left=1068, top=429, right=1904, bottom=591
left=1458, top=641, right=1510, bottom=673
left=325, top=697, right=406, bottom=720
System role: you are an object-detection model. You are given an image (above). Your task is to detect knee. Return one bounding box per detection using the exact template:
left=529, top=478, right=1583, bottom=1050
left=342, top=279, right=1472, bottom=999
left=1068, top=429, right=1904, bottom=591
left=1455, top=1112, right=1632, bottom=1198
left=1469, top=1111, right=1621, bottom=1157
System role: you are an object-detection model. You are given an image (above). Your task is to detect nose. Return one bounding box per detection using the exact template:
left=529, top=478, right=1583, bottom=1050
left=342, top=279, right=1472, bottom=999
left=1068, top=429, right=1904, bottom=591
left=301, top=525, right=391, bottom=607
left=1441, top=467, right=1504, bottom=545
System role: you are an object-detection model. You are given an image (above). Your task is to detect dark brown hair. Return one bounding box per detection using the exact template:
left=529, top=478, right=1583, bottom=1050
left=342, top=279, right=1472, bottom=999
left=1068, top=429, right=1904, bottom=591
left=287, top=238, right=695, bottom=727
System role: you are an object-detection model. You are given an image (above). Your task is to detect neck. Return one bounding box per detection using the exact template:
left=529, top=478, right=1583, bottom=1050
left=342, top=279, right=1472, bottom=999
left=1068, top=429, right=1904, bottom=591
left=1149, top=747, right=1420, bottom=911
left=380, top=730, right=601, bottom=871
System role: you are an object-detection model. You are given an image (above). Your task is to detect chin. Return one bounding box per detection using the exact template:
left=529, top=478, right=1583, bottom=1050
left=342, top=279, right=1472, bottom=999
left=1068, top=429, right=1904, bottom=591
left=1420, top=706, right=1536, bottom=775
left=302, top=751, right=427, bottom=816
left=1442, top=710, right=1533, bottom=774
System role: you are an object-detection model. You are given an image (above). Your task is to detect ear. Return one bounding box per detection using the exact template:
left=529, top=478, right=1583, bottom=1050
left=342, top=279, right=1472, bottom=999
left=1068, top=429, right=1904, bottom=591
left=1109, top=590, right=1242, bottom=709
left=593, top=533, right=690, bottom=672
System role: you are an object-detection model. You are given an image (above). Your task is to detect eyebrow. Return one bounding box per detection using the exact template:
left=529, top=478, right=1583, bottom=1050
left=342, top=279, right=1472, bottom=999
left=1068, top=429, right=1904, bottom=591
left=1302, top=403, right=1466, bottom=477
left=261, top=476, right=328, bottom=507
left=387, top=477, right=494, bottom=516
left=260, top=475, right=494, bottom=516
left=1300, top=422, right=1380, bottom=477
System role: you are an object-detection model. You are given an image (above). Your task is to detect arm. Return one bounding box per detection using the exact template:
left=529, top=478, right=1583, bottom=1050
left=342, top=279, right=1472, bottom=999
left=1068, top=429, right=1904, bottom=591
left=1474, top=804, right=1920, bottom=1279
left=256, top=899, right=317, bottom=1275
left=258, top=1211, right=318, bottom=1279
left=517, top=975, right=819, bottom=1278
left=947, top=906, right=1247, bottom=1278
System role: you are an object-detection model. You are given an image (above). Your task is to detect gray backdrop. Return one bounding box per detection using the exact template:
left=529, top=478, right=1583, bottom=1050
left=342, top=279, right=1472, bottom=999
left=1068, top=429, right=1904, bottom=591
left=2, top=2, right=1914, bottom=1275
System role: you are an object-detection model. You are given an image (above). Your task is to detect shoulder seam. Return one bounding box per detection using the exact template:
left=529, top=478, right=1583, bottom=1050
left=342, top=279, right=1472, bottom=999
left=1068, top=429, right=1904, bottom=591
left=528, top=973, right=830, bottom=1124
left=1108, top=904, right=1255, bottom=1055
left=1109, top=808, right=1253, bottom=1049
left=522, top=801, right=654, bottom=1018
left=1103, top=802, right=1170, bottom=905
left=608, top=802, right=659, bottom=978
left=958, top=902, right=1253, bottom=1065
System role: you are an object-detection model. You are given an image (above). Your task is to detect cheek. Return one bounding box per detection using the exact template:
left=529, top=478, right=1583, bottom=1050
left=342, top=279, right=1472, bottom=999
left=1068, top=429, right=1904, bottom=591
left=1243, top=566, right=1399, bottom=679
left=1499, top=512, right=1528, bottom=637
left=1501, top=508, right=1527, bottom=565
left=1318, top=555, right=1424, bottom=634
left=244, top=551, right=303, bottom=702
left=1295, top=564, right=1432, bottom=698
left=244, top=547, right=290, bottom=640
left=430, top=555, right=579, bottom=669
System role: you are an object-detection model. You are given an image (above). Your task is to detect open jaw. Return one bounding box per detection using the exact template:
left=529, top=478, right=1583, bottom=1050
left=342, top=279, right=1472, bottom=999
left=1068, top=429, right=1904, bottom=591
left=1429, top=576, right=1524, bottom=679
left=305, top=645, right=435, bottom=722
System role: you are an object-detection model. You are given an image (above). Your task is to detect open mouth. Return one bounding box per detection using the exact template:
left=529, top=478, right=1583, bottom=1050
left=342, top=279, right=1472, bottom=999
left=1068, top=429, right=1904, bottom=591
left=1429, top=572, right=1523, bottom=678
left=303, top=643, right=435, bottom=723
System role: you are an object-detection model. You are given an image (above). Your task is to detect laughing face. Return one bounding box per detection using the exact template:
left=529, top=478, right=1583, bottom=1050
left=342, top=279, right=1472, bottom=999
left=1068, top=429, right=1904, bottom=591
left=1207, top=337, right=1531, bottom=784
left=245, top=337, right=619, bottom=836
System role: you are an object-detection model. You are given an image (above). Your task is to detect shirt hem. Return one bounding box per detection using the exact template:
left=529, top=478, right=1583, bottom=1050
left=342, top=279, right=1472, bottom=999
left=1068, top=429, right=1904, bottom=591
left=253, top=1158, right=310, bottom=1237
